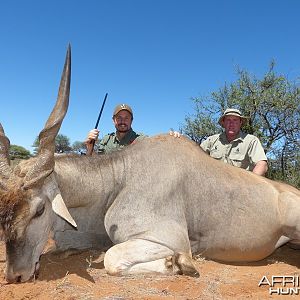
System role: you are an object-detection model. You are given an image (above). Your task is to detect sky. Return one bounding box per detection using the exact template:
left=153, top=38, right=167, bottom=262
left=0, top=0, right=300, bottom=152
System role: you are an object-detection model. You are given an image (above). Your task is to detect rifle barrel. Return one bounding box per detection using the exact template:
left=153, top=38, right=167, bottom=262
left=86, top=93, right=108, bottom=156
left=95, top=93, right=108, bottom=129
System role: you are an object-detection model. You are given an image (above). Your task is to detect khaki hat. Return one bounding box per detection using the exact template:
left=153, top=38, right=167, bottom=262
left=218, top=108, right=248, bottom=127
left=113, top=104, right=133, bottom=118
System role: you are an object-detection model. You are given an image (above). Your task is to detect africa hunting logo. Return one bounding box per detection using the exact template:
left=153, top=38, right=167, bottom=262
left=258, top=275, right=300, bottom=295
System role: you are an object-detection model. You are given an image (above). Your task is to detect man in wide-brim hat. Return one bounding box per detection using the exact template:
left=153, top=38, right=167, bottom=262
left=218, top=108, right=248, bottom=127
left=200, top=108, right=268, bottom=176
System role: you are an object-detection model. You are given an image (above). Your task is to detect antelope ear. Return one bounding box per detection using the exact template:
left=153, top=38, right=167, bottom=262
left=43, top=174, right=77, bottom=228
left=52, top=193, right=77, bottom=228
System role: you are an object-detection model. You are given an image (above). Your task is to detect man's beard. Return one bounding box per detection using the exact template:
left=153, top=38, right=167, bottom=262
left=117, top=124, right=129, bottom=133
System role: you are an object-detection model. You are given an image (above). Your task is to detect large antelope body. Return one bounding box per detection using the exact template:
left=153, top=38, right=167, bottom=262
left=1, top=46, right=300, bottom=283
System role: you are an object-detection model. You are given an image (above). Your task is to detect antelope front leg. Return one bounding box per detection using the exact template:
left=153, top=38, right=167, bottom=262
left=104, top=238, right=199, bottom=277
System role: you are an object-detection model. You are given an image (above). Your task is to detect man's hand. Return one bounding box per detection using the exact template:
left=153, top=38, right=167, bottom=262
left=85, top=129, right=100, bottom=155
left=169, top=130, right=181, bottom=138
left=253, top=160, right=268, bottom=176
left=85, top=129, right=99, bottom=144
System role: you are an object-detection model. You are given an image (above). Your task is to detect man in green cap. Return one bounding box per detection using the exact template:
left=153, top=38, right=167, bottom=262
left=200, top=108, right=268, bottom=176
left=85, top=103, right=145, bottom=154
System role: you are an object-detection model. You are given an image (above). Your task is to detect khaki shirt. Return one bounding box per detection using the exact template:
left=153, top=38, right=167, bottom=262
left=97, top=128, right=146, bottom=154
left=200, top=132, right=267, bottom=171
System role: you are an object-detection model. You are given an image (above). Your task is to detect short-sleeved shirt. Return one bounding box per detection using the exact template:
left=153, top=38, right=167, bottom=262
left=97, top=128, right=146, bottom=154
left=200, top=132, right=267, bottom=171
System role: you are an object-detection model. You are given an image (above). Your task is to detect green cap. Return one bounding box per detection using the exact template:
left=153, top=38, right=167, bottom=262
left=113, top=104, right=133, bottom=117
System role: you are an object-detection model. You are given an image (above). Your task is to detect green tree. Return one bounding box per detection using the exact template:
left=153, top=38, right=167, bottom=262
left=9, top=145, right=31, bottom=160
left=182, top=61, right=300, bottom=187
left=32, top=133, right=72, bottom=154
left=72, top=140, right=102, bottom=155
left=55, top=134, right=72, bottom=153
left=72, top=141, right=86, bottom=155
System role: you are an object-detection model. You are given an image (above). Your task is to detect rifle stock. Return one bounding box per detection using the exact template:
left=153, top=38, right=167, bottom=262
left=86, top=139, right=96, bottom=156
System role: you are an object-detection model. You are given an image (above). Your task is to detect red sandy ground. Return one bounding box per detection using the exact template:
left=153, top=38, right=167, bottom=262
left=0, top=241, right=299, bottom=300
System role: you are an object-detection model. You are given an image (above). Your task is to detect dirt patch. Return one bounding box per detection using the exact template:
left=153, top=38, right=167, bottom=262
left=0, top=242, right=299, bottom=299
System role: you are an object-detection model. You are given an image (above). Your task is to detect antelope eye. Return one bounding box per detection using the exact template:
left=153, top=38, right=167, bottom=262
left=34, top=203, right=45, bottom=218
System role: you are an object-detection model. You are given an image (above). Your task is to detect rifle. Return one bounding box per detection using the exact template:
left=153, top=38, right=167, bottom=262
left=86, top=93, right=108, bottom=156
